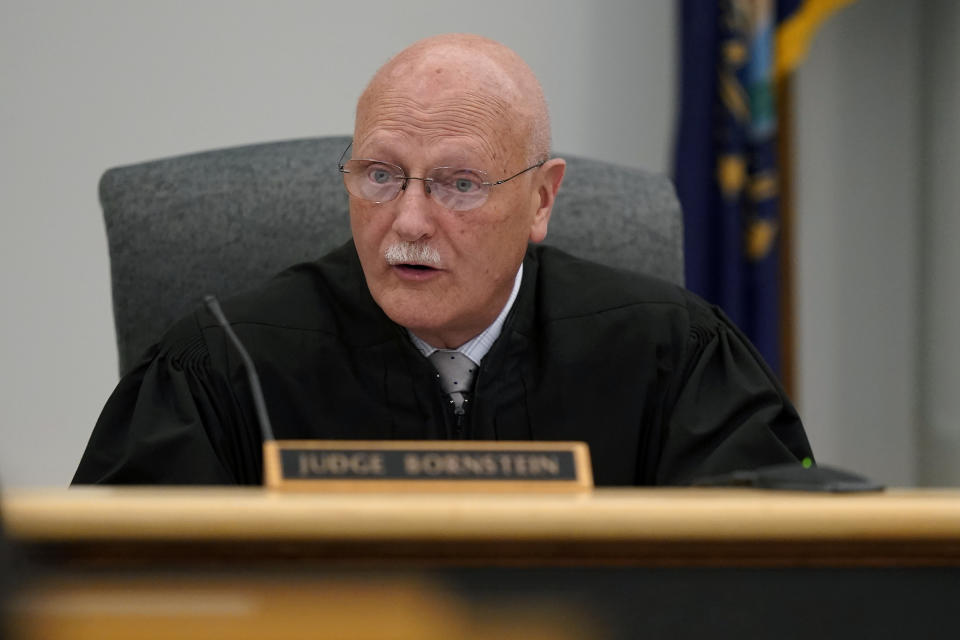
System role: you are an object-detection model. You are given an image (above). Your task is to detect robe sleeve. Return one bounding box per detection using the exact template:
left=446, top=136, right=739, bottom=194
left=654, top=303, right=814, bottom=485
left=72, top=318, right=263, bottom=485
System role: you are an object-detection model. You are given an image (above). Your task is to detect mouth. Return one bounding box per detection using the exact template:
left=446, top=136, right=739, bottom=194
left=392, top=263, right=442, bottom=281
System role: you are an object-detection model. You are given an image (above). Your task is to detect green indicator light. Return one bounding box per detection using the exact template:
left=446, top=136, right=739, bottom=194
left=801, top=457, right=813, bottom=469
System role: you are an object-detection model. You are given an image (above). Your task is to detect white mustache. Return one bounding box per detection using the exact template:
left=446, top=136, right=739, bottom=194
left=384, top=242, right=442, bottom=267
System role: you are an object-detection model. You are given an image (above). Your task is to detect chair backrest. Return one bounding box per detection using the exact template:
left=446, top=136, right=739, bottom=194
left=101, top=136, right=684, bottom=375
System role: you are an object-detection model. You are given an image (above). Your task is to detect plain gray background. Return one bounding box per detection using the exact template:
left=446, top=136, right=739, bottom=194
left=1, top=0, right=957, bottom=487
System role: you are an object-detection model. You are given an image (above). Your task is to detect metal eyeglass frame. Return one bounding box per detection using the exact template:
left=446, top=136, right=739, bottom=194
left=336, top=142, right=546, bottom=208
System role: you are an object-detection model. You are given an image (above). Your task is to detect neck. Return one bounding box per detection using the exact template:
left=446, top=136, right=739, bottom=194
left=408, top=263, right=524, bottom=356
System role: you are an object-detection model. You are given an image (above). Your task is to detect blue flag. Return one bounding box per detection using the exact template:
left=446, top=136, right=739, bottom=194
left=674, top=0, right=852, bottom=377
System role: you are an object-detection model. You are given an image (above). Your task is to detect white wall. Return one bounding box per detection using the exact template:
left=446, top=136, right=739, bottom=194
left=794, top=0, right=922, bottom=486
left=0, top=0, right=675, bottom=486
left=918, top=0, right=960, bottom=485
left=793, top=0, right=960, bottom=486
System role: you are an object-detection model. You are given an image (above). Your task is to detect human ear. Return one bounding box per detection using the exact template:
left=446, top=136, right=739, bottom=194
left=528, top=158, right=566, bottom=243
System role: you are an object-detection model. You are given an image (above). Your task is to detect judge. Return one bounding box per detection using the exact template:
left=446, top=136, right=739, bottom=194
left=74, top=34, right=812, bottom=486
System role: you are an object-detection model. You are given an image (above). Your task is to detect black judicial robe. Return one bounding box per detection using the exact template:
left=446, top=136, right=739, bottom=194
left=73, top=242, right=812, bottom=486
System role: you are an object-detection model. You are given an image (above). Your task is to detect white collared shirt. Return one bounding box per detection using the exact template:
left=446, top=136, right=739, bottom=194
left=407, top=263, right=524, bottom=364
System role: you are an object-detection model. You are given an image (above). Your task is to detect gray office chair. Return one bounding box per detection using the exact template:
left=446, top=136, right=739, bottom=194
left=100, top=136, right=684, bottom=376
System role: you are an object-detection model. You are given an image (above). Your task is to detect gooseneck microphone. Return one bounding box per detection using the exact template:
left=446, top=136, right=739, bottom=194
left=204, top=295, right=276, bottom=443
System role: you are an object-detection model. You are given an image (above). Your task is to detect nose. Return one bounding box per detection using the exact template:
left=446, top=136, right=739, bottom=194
left=390, top=177, right=437, bottom=241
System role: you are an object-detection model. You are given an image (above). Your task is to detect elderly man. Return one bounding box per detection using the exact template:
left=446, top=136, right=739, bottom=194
left=74, top=35, right=811, bottom=486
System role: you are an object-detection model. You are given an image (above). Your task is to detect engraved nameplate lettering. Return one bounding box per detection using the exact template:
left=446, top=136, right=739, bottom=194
left=263, top=440, right=592, bottom=492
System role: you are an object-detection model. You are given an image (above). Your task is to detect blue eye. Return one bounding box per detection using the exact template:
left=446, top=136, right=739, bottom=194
left=455, top=178, right=477, bottom=193
left=369, top=168, right=392, bottom=184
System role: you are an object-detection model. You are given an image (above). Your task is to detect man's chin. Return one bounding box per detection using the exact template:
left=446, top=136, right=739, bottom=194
left=375, top=290, right=441, bottom=328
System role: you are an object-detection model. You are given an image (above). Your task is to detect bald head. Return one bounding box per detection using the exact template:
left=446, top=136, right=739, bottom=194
left=355, top=34, right=550, bottom=164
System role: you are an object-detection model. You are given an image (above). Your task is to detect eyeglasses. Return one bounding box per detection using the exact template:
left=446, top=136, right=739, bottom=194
left=337, top=142, right=545, bottom=212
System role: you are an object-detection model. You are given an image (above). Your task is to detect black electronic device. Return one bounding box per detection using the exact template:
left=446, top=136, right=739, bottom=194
left=693, top=462, right=884, bottom=492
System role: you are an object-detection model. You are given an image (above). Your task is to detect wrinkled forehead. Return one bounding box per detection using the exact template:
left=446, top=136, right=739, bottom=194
left=354, top=91, right=521, bottom=166
left=354, top=47, right=528, bottom=166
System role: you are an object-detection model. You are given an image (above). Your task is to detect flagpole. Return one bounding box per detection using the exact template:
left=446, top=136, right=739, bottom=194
left=776, top=74, right=797, bottom=399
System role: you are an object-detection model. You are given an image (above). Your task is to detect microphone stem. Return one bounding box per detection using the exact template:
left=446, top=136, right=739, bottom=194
left=204, top=295, right=276, bottom=442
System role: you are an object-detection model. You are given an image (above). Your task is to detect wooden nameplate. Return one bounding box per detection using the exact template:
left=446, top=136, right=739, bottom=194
left=262, top=440, right=593, bottom=492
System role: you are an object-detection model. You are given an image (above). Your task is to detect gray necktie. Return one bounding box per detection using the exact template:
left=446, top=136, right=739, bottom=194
left=428, top=350, right=478, bottom=413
